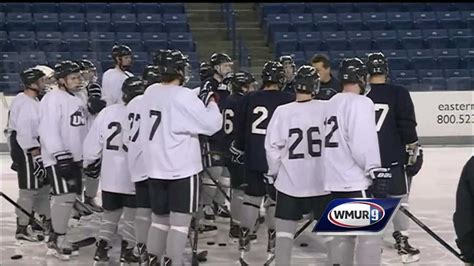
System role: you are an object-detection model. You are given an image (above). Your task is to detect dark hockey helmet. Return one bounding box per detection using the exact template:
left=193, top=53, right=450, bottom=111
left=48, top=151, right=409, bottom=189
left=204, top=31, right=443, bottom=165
left=294, top=65, right=320, bottom=94
left=142, top=64, right=161, bottom=86
left=209, top=53, right=233, bottom=67
left=366, top=52, right=388, bottom=76
left=111, top=44, right=132, bottom=61
left=199, top=61, right=214, bottom=82
left=77, top=59, right=96, bottom=71
left=154, top=49, right=190, bottom=84
left=261, top=61, right=285, bottom=87
left=20, top=68, right=45, bottom=86
left=122, top=76, right=145, bottom=103
left=339, top=57, right=369, bottom=94
left=229, top=71, right=256, bottom=93
left=279, top=55, right=296, bottom=68
left=54, top=60, right=81, bottom=79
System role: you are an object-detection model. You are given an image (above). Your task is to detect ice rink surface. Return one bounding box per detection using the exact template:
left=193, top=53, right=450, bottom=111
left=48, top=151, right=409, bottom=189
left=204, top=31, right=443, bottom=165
left=1, top=146, right=472, bottom=265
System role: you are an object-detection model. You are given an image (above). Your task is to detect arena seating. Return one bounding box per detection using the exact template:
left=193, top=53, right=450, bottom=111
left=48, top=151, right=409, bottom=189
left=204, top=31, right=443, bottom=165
left=0, top=3, right=200, bottom=94
left=260, top=3, right=473, bottom=91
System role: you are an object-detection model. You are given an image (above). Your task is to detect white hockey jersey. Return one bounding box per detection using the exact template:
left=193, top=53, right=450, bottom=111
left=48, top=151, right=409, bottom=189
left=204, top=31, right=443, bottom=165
left=8, top=93, right=41, bottom=150
left=322, top=93, right=381, bottom=192
left=83, top=103, right=135, bottom=194
left=39, top=88, right=88, bottom=167
left=123, top=95, right=147, bottom=183
left=265, top=100, right=330, bottom=197
left=139, top=83, right=223, bottom=180
left=101, top=68, right=133, bottom=106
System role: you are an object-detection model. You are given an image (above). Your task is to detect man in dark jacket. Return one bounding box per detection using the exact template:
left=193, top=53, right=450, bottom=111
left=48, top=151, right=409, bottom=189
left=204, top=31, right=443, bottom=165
left=454, top=156, right=474, bottom=264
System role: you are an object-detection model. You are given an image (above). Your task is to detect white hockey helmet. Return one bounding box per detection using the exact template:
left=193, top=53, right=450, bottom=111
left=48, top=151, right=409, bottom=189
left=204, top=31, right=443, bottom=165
left=33, top=65, right=58, bottom=91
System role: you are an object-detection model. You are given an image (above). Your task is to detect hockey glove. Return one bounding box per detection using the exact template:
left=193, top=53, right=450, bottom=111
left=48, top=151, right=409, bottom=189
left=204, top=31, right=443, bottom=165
left=406, top=147, right=423, bottom=177
left=367, top=167, right=392, bottom=198
left=406, top=142, right=420, bottom=166
left=198, top=85, right=219, bottom=107
left=87, top=96, right=106, bottom=115
left=32, top=155, right=46, bottom=185
left=263, top=173, right=276, bottom=185
left=54, top=151, right=75, bottom=179
left=229, top=142, right=245, bottom=165
left=84, top=158, right=101, bottom=179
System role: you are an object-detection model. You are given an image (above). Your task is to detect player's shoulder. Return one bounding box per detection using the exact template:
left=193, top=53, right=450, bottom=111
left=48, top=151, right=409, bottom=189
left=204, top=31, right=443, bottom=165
left=202, top=77, right=219, bottom=88
left=127, top=94, right=144, bottom=107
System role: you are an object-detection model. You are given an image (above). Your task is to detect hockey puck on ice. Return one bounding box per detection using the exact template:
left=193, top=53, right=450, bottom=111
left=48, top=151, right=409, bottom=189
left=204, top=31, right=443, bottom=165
left=218, top=243, right=227, bottom=247
left=300, top=243, right=308, bottom=247
left=11, top=254, right=23, bottom=260
left=207, top=241, right=215, bottom=245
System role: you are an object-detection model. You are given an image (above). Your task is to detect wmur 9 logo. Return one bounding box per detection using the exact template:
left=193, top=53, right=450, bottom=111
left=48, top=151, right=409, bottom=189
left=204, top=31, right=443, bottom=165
left=313, top=198, right=401, bottom=235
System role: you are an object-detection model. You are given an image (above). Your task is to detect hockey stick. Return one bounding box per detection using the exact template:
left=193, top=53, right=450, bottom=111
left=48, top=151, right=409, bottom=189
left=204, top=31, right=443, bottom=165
left=399, top=206, right=464, bottom=262
left=0, top=191, right=46, bottom=231
left=203, top=168, right=231, bottom=202
left=294, top=218, right=315, bottom=239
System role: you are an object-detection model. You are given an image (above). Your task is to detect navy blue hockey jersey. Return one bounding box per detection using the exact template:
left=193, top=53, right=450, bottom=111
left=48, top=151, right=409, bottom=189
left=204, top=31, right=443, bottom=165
left=234, top=90, right=295, bottom=172
left=221, top=92, right=245, bottom=155
left=366, top=83, right=418, bottom=167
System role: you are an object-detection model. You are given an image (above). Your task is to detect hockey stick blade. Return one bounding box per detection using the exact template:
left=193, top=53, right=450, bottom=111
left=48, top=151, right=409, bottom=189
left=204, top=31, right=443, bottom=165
left=0, top=191, right=46, bottom=231
left=294, top=218, right=314, bottom=239
left=399, top=206, right=463, bottom=262
left=71, top=237, right=96, bottom=248
left=264, top=253, right=275, bottom=266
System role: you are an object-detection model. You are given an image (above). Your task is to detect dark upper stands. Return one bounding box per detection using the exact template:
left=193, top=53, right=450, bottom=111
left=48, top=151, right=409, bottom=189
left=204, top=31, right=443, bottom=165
left=0, top=3, right=202, bottom=94
left=260, top=2, right=474, bottom=91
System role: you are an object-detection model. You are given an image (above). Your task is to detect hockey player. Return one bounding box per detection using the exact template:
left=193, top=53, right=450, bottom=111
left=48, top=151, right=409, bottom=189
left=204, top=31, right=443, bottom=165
left=142, top=64, right=161, bottom=87
left=33, top=65, right=58, bottom=93
left=279, top=55, right=296, bottom=94
left=220, top=71, right=256, bottom=240
left=365, top=52, right=422, bottom=262
left=139, top=49, right=222, bottom=265
left=311, top=54, right=342, bottom=100
left=8, top=68, right=50, bottom=242
left=39, top=61, right=88, bottom=260
left=231, top=61, right=294, bottom=264
left=102, top=44, right=134, bottom=106
left=84, top=77, right=145, bottom=265
left=265, top=65, right=332, bottom=265
left=200, top=53, right=234, bottom=222
left=323, top=58, right=388, bottom=265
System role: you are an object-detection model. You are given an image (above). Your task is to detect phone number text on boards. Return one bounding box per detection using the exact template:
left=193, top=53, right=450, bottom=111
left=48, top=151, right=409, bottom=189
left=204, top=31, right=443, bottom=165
left=436, top=114, right=474, bottom=124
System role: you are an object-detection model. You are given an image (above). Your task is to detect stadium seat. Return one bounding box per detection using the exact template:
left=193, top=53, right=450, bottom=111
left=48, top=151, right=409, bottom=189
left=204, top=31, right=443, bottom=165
left=433, top=49, right=461, bottom=69
left=169, top=32, right=195, bottom=52
left=135, top=3, right=161, bottom=14
left=403, top=3, right=428, bottom=12
left=461, top=11, right=474, bottom=28
left=19, top=52, right=47, bottom=69
left=60, top=13, right=86, bottom=32
left=331, top=3, right=355, bottom=13
left=338, top=13, right=364, bottom=30
left=34, top=13, right=60, bottom=32
left=90, top=32, right=115, bottom=52
left=408, top=49, right=436, bottom=70
left=330, top=50, right=357, bottom=69
left=260, top=4, right=285, bottom=17
left=313, top=13, right=338, bottom=31
left=398, top=30, right=424, bottom=49
left=71, top=52, right=98, bottom=61
left=37, top=31, right=63, bottom=51
left=445, top=69, right=471, bottom=90
left=385, top=50, right=410, bottom=70
left=436, top=11, right=464, bottom=29
left=32, top=3, right=58, bottom=13
left=290, top=13, right=314, bottom=32
left=347, top=31, right=372, bottom=50
left=63, top=32, right=89, bottom=51
left=84, top=3, right=109, bottom=13
left=163, top=14, right=188, bottom=32
left=362, top=12, right=388, bottom=30
left=9, top=31, right=36, bottom=51
left=420, top=77, right=447, bottom=90
left=306, top=3, right=332, bottom=14
left=0, top=81, right=20, bottom=94
left=321, top=31, right=348, bottom=50
left=46, top=52, right=71, bottom=64
left=383, top=4, right=404, bottom=12
left=413, top=12, right=438, bottom=29
left=116, top=32, right=143, bottom=52
left=448, top=29, right=473, bottom=49
left=354, top=50, right=376, bottom=59
left=112, top=13, right=137, bottom=32
left=0, top=31, right=8, bottom=50
left=265, top=14, right=291, bottom=39
left=161, top=3, right=185, bottom=14
left=459, top=48, right=474, bottom=69
left=0, top=13, right=5, bottom=31
left=298, top=32, right=323, bottom=52
left=387, top=12, right=413, bottom=30
left=4, top=3, right=31, bottom=13
left=286, top=3, right=306, bottom=14
left=423, top=29, right=449, bottom=49
left=142, top=32, right=169, bottom=52
left=109, top=3, right=135, bottom=14
left=0, top=73, right=20, bottom=83
left=372, top=30, right=399, bottom=50
left=273, top=32, right=298, bottom=55
left=0, top=52, right=20, bottom=72
left=445, top=69, right=470, bottom=78
left=86, top=13, right=112, bottom=32
left=418, top=69, right=444, bottom=81
left=7, top=13, right=33, bottom=31
left=138, top=14, right=163, bottom=32
left=354, top=3, right=380, bottom=12
left=58, top=3, right=83, bottom=13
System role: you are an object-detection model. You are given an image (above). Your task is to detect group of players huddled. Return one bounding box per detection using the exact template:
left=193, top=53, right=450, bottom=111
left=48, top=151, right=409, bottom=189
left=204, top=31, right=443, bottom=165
left=6, top=43, right=424, bottom=265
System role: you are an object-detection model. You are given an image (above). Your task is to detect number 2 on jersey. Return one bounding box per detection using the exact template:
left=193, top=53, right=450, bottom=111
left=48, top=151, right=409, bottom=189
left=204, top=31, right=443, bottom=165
left=324, top=116, right=339, bottom=148
left=128, top=113, right=140, bottom=142
left=251, top=106, right=268, bottom=135
left=374, top=104, right=389, bottom=132
left=106, top=122, right=122, bottom=151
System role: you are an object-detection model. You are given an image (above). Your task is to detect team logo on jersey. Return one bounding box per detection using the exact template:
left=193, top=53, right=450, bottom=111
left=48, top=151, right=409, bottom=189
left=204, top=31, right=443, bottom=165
left=70, top=107, right=86, bottom=127
left=313, top=198, right=400, bottom=235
